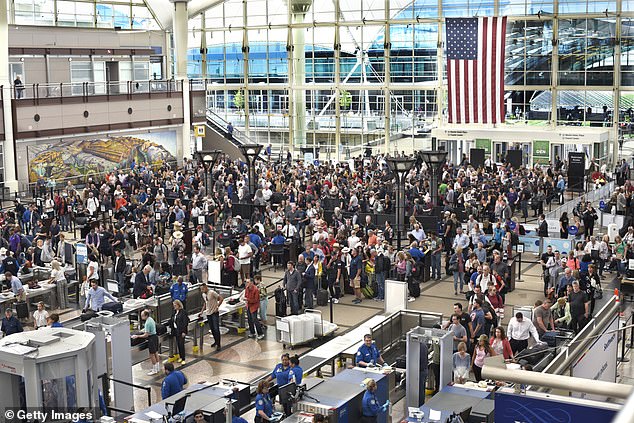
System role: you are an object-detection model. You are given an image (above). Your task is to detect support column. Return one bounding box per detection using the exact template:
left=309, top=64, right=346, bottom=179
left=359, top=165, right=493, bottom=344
left=334, top=18, right=341, bottom=161
left=551, top=11, right=559, bottom=130
left=384, top=0, right=391, bottom=154
left=0, top=0, right=18, bottom=192
left=613, top=8, right=622, bottom=166
left=290, top=0, right=312, bottom=151
left=171, top=0, right=191, bottom=163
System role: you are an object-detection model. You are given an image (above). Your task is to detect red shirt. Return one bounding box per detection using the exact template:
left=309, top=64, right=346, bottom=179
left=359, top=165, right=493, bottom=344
left=245, top=283, right=260, bottom=313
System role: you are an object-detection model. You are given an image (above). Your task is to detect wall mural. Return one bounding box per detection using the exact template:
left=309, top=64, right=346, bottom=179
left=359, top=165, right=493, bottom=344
left=27, top=131, right=177, bottom=183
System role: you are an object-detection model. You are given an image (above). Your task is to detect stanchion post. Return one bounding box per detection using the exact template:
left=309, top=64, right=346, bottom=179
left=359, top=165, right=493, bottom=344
left=620, top=320, right=630, bottom=363
left=329, top=296, right=334, bottom=324
left=629, top=311, right=634, bottom=349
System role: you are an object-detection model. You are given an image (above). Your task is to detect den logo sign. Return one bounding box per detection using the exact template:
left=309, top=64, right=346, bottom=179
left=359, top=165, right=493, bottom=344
left=532, top=140, right=550, bottom=164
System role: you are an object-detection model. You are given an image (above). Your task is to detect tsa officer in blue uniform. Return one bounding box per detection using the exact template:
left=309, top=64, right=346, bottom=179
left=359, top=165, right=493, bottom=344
left=255, top=380, right=274, bottom=422
left=355, top=334, right=385, bottom=367
left=361, top=379, right=389, bottom=423
left=266, top=353, right=291, bottom=386
left=288, top=355, right=303, bottom=385
left=282, top=355, right=303, bottom=416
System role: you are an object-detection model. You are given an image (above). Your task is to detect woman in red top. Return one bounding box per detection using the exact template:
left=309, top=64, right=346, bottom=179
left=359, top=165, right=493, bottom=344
left=490, top=326, right=513, bottom=360
left=244, top=278, right=265, bottom=340
left=486, top=286, right=504, bottom=309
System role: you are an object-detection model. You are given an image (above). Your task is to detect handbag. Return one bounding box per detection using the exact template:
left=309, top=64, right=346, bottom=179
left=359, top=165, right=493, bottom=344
left=594, top=285, right=603, bottom=300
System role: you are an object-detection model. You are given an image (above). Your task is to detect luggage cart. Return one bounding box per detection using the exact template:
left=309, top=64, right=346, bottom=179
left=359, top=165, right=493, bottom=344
left=276, top=314, right=316, bottom=349
left=305, top=309, right=338, bottom=338
left=275, top=310, right=338, bottom=349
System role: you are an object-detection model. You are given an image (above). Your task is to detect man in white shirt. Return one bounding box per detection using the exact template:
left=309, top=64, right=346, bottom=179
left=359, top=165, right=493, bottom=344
left=262, top=185, right=273, bottom=202
left=475, top=265, right=496, bottom=291
left=281, top=220, right=298, bottom=239
left=453, top=227, right=470, bottom=256
left=85, top=192, right=100, bottom=216
left=237, top=236, right=253, bottom=286
left=507, top=312, right=541, bottom=354
left=410, top=224, right=426, bottom=242
left=312, top=226, right=327, bottom=244
left=347, top=230, right=360, bottom=249
left=191, top=245, right=208, bottom=284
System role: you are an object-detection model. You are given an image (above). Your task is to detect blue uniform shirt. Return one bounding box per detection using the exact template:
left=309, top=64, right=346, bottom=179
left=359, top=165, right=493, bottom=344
left=289, top=366, right=303, bottom=385
left=271, top=363, right=290, bottom=386
left=255, top=393, right=273, bottom=417
left=249, top=233, right=263, bottom=248
left=362, top=390, right=382, bottom=417
left=232, top=417, right=248, bottom=423
left=170, top=282, right=188, bottom=302
left=409, top=248, right=425, bottom=261
left=356, top=343, right=381, bottom=367
left=161, top=370, right=187, bottom=400
left=272, top=235, right=286, bottom=245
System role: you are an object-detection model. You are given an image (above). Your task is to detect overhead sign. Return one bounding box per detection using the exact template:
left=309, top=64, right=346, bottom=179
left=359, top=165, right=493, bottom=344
left=571, top=316, right=619, bottom=401
left=432, top=127, right=608, bottom=144
left=194, top=125, right=206, bottom=137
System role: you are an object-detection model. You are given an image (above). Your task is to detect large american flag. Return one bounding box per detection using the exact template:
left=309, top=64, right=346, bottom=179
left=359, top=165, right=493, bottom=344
left=446, top=17, right=507, bottom=124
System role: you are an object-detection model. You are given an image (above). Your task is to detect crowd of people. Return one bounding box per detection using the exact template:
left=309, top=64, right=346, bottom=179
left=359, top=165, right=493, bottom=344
left=0, top=149, right=626, bottom=401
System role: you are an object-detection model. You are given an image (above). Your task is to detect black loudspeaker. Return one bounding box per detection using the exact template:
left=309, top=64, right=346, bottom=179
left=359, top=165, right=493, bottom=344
left=507, top=149, right=522, bottom=169
left=568, top=152, right=585, bottom=191
left=470, top=148, right=485, bottom=168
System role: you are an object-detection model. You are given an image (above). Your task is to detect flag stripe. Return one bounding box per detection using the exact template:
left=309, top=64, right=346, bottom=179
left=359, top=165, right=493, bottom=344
left=499, top=17, right=507, bottom=123
left=447, top=59, right=453, bottom=123
left=473, top=59, right=478, bottom=123
left=447, top=16, right=505, bottom=124
left=487, top=18, right=498, bottom=124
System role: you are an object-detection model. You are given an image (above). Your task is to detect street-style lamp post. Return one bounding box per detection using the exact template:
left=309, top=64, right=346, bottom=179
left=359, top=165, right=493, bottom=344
left=238, top=144, right=263, bottom=201
left=197, top=149, right=222, bottom=193
left=386, top=156, right=417, bottom=250
left=418, top=151, right=448, bottom=216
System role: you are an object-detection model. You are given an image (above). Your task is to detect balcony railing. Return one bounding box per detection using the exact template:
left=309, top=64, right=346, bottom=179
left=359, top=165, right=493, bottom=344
left=11, top=80, right=182, bottom=100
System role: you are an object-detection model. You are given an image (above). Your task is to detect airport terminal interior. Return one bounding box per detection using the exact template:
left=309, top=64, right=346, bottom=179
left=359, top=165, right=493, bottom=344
left=3, top=0, right=634, bottom=422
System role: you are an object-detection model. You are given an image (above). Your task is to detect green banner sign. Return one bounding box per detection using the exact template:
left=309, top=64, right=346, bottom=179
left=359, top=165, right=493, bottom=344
left=532, top=140, right=550, bottom=164
left=475, top=139, right=492, bottom=155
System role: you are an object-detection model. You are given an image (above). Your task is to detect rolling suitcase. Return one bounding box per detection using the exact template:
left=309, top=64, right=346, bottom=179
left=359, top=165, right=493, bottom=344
left=275, top=287, right=287, bottom=317
left=15, top=301, right=28, bottom=319
left=316, top=289, right=328, bottom=307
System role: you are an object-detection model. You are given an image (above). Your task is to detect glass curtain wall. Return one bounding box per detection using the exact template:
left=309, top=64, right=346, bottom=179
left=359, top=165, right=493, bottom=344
left=188, top=0, right=634, bottom=156
left=12, top=0, right=160, bottom=29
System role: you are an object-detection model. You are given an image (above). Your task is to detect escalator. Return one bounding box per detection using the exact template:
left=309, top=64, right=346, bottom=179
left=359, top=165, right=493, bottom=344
left=201, top=110, right=246, bottom=160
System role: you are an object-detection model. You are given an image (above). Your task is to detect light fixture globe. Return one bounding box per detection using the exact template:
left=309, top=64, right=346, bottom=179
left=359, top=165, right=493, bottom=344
left=238, top=144, right=263, bottom=161
left=386, top=156, right=417, bottom=175
left=418, top=150, right=448, bottom=169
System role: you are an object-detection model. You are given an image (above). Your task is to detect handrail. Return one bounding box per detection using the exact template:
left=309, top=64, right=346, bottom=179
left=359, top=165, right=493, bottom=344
left=545, top=180, right=615, bottom=220
left=97, top=372, right=152, bottom=412
left=206, top=109, right=252, bottom=144
left=11, top=79, right=182, bottom=100
left=205, top=110, right=269, bottom=161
